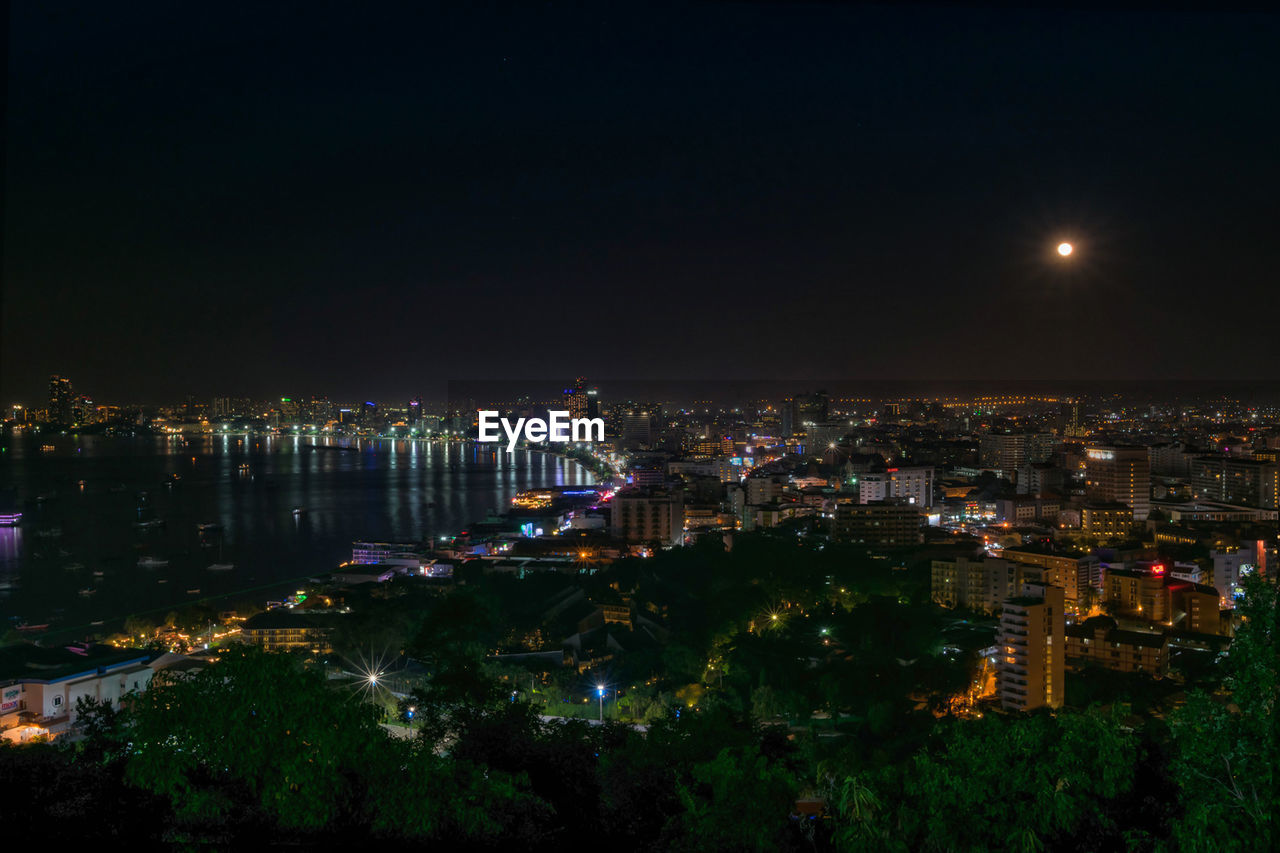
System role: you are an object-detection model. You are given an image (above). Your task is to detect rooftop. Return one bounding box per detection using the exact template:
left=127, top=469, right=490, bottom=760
left=0, top=643, right=151, bottom=684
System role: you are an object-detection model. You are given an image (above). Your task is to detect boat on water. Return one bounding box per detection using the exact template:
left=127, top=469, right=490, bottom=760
left=157, top=578, right=168, bottom=584
left=16, top=623, right=49, bottom=632
left=137, top=556, right=170, bottom=568
left=197, top=522, right=222, bottom=532
left=92, top=570, right=104, bottom=577
left=186, top=588, right=201, bottom=595
left=90, top=620, right=104, bottom=627
left=135, top=519, right=165, bottom=529
left=64, top=562, right=85, bottom=571
left=78, top=588, right=96, bottom=597
left=36, top=527, right=63, bottom=538
left=292, top=506, right=307, bottom=516
left=207, top=563, right=235, bottom=572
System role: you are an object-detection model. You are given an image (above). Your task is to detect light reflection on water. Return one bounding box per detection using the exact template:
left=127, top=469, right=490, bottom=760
left=0, top=435, right=592, bottom=630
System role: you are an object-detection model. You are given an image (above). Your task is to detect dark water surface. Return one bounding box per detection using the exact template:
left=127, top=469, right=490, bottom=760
left=0, top=435, right=592, bottom=634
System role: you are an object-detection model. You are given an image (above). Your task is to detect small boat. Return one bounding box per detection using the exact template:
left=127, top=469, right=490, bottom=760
left=186, top=588, right=201, bottom=595
left=109, top=484, right=127, bottom=493
left=16, top=623, right=49, bottom=632
left=135, top=519, right=165, bottom=529
left=78, top=588, right=96, bottom=597
left=36, top=527, right=63, bottom=538
left=90, top=620, right=104, bottom=627
left=138, top=556, right=169, bottom=568
left=207, top=563, right=235, bottom=572
left=157, top=578, right=168, bottom=584
left=92, top=570, right=104, bottom=577
left=64, top=562, right=85, bottom=571
left=197, top=522, right=222, bottom=532
left=292, top=506, right=307, bottom=516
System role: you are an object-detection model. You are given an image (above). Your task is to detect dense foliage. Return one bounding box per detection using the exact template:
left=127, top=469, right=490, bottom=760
left=1, top=540, right=1273, bottom=849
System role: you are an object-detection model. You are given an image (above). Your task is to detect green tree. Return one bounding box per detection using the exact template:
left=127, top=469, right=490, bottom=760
left=1169, top=574, right=1276, bottom=851
left=671, top=744, right=799, bottom=852
left=124, top=646, right=384, bottom=833
left=830, top=709, right=1140, bottom=851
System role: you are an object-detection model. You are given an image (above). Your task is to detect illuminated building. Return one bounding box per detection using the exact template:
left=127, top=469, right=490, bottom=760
left=1081, top=502, right=1135, bottom=540
left=351, top=541, right=427, bottom=568
left=1211, top=544, right=1263, bottom=607
left=859, top=466, right=935, bottom=508
left=620, top=406, right=658, bottom=449
left=563, top=377, right=590, bottom=420
left=610, top=486, right=684, bottom=547
left=978, top=431, right=1052, bottom=482
left=787, top=391, right=829, bottom=436
left=47, top=374, right=74, bottom=426
left=1, top=644, right=153, bottom=740
left=513, top=490, right=555, bottom=510
left=997, top=582, right=1064, bottom=712
left=831, top=501, right=922, bottom=547
left=1191, top=456, right=1279, bottom=509
left=931, top=556, right=1020, bottom=614
left=1065, top=616, right=1169, bottom=677
left=1003, top=549, right=1101, bottom=609
left=241, top=611, right=335, bottom=654
left=1084, top=445, right=1151, bottom=521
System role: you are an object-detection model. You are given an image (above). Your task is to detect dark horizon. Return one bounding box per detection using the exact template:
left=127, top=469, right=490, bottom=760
left=5, top=2, right=1279, bottom=403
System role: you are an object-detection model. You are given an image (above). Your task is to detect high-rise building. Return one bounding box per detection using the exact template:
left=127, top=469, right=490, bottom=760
left=788, top=391, right=829, bottom=435
left=1191, top=456, right=1279, bottom=509
left=997, top=582, right=1064, bottom=712
left=563, top=378, right=590, bottom=420
left=931, top=556, right=1021, bottom=614
left=979, top=431, right=1053, bottom=481
left=1084, top=445, right=1151, bottom=521
left=831, top=502, right=922, bottom=547
left=610, top=486, right=684, bottom=547
left=48, top=375, right=74, bottom=426
left=619, top=406, right=658, bottom=449
left=858, top=466, right=935, bottom=508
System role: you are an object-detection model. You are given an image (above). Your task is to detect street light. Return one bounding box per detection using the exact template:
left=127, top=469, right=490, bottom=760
left=596, top=683, right=605, bottom=722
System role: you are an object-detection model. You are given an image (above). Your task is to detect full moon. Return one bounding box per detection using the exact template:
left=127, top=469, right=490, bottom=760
left=1057, top=242, right=1073, bottom=257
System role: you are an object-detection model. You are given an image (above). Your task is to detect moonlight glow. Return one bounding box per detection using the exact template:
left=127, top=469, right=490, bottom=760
left=1057, top=242, right=1073, bottom=257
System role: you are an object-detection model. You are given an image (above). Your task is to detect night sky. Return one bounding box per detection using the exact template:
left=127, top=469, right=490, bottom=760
left=4, top=2, right=1278, bottom=403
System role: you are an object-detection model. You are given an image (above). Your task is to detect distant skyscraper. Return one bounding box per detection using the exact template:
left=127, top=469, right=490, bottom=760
left=788, top=391, right=829, bottom=435
left=1191, top=455, right=1279, bottom=509
left=979, top=431, right=1053, bottom=480
left=1085, top=445, right=1151, bottom=521
left=564, top=377, right=589, bottom=420
left=620, top=405, right=658, bottom=449
left=48, top=375, right=74, bottom=426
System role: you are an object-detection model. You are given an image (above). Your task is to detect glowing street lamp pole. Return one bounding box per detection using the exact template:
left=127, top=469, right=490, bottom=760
left=597, top=684, right=604, bottom=722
